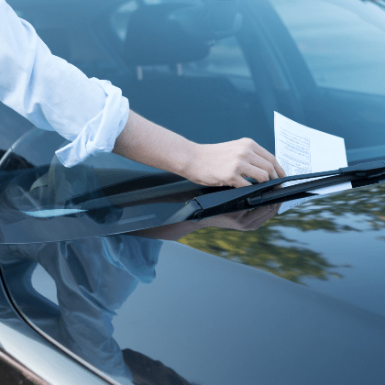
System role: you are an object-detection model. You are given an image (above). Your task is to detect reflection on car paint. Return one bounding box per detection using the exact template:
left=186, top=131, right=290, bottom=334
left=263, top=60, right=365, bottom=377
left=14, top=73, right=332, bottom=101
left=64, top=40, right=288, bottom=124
left=0, top=205, right=280, bottom=383
left=0, top=234, right=196, bottom=384
left=3, top=0, right=385, bottom=383
left=180, top=183, right=385, bottom=284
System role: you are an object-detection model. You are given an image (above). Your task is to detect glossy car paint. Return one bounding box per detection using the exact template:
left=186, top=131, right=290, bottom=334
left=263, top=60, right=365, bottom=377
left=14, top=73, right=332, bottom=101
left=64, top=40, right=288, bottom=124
left=1, top=183, right=385, bottom=384
left=0, top=270, right=114, bottom=384
left=1, top=0, right=385, bottom=384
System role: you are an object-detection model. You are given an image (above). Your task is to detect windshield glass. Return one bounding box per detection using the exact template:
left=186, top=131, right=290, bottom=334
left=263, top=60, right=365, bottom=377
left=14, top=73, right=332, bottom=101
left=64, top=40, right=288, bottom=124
left=270, top=0, right=385, bottom=95
left=1, top=0, right=385, bottom=233
left=3, top=1, right=385, bottom=383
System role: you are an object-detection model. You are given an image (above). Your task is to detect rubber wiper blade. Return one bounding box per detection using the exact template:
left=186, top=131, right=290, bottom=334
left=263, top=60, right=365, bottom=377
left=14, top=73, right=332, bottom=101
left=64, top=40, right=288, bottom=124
left=2, top=161, right=384, bottom=244
left=176, top=160, right=385, bottom=221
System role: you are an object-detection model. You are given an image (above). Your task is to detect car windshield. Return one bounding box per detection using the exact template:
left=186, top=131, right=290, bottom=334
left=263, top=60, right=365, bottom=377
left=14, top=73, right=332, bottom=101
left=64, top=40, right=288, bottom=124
left=3, top=1, right=385, bottom=384
left=1, top=0, right=385, bottom=234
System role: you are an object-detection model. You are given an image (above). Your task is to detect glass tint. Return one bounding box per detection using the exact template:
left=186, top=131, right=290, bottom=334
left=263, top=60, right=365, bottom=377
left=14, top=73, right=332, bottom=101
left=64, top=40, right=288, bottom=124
left=3, top=2, right=385, bottom=384
left=1, top=0, right=385, bottom=237
left=270, top=0, right=385, bottom=95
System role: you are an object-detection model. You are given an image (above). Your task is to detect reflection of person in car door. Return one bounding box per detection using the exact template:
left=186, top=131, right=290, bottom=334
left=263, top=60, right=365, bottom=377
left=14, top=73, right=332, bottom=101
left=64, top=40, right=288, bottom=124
left=0, top=202, right=278, bottom=385
left=0, top=0, right=285, bottom=188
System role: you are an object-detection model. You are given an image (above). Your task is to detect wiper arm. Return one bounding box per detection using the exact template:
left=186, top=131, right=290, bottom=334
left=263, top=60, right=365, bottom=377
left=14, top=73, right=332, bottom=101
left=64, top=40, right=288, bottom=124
left=4, top=160, right=384, bottom=244
left=169, top=160, right=385, bottom=222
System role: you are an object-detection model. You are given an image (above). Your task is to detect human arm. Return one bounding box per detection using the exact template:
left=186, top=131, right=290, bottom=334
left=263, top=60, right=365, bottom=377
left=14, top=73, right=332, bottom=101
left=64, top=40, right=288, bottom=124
left=0, top=0, right=128, bottom=167
left=113, top=110, right=286, bottom=188
left=132, top=204, right=280, bottom=241
left=1, top=0, right=284, bottom=187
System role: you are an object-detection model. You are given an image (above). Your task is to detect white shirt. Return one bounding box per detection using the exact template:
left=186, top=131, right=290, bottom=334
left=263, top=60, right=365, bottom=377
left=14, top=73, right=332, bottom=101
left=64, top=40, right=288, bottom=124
left=0, top=0, right=129, bottom=167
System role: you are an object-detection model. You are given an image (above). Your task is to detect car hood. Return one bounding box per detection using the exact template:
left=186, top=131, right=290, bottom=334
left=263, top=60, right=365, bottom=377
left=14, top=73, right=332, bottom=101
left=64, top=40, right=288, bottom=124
left=1, top=182, right=385, bottom=385
left=179, top=181, right=385, bottom=318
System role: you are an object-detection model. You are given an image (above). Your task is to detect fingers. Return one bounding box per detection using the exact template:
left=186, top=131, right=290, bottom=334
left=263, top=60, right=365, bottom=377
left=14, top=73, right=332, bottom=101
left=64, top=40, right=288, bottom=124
left=250, top=204, right=279, bottom=228
left=188, top=138, right=285, bottom=188
left=214, top=204, right=280, bottom=231
left=246, top=154, right=279, bottom=181
left=232, top=175, right=252, bottom=188
left=240, top=164, right=269, bottom=184
left=245, top=139, right=286, bottom=178
left=235, top=140, right=285, bottom=185
left=243, top=204, right=279, bottom=229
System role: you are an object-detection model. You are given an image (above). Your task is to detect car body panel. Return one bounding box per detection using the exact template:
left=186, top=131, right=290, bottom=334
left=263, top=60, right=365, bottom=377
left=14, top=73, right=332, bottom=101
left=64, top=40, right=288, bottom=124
left=1, top=0, right=385, bottom=384
left=2, top=183, right=385, bottom=384
left=0, top=269, right=115, bottom=384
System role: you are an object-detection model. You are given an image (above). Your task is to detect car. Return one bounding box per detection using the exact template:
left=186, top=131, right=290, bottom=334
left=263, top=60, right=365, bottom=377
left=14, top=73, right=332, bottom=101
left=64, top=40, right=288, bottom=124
left=1, top=0, right=385, bottom=384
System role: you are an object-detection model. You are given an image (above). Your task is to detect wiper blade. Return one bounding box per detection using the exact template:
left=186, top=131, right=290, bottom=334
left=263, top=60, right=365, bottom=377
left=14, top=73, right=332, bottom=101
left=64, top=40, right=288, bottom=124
left=1, top=160, right=384, bottom=244
left=170, top=160, right=385, bottom=222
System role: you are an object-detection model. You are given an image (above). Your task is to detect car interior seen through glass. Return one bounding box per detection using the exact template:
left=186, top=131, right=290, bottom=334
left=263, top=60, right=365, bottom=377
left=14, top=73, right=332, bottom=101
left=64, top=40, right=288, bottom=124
left=2, top=1, right=385, bottom=385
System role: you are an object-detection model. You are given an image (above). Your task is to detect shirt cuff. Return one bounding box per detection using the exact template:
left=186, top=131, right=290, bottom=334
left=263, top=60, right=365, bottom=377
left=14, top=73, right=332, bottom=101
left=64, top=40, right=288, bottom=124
left=55, top=78, right=129, bottom=167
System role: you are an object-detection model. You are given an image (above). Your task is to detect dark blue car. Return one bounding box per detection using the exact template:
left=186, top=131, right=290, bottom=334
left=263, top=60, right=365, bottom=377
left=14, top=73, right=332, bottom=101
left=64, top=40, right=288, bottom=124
left=1, top=0, right=385, bottom=384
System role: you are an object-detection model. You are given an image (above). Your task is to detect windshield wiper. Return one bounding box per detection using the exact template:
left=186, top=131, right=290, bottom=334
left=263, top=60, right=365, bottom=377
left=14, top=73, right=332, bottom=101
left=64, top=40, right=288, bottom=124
left=2, top=160, right=384, bottom=244
left=166, top=160, right=385, bottom=223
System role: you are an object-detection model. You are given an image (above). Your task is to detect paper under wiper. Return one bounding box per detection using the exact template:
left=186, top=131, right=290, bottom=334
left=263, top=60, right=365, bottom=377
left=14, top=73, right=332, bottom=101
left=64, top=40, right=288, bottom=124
left=274, top=112, right=351, bottom=213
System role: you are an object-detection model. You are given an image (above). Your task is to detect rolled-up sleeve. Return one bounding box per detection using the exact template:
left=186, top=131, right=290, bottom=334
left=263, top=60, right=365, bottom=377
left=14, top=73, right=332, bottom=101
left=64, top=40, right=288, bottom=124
left=0, top=0, right=129, bottom=167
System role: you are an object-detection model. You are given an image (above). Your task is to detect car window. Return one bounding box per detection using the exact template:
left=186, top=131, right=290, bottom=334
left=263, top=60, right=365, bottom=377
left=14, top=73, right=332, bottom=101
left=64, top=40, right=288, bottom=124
left=0, top=0, right=259, bottom=237
left=270, top=0, right=385, bottom=95
left=184, top=35, right=252, bottom=78
left=111, top=2, right=252, bottom=79
left=3, top=2, right=385, bottom=384
left=2, top=0, right=385, bottom=238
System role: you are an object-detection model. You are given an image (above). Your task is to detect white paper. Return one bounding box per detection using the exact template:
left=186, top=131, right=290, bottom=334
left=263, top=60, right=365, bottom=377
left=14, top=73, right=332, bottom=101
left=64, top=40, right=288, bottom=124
left=274, top=112, right=351, bottom=214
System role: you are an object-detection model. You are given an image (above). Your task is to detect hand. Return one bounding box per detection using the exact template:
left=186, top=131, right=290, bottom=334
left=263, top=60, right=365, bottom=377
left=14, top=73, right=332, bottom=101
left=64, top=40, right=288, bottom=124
left=114, top=112, right=285, bottom=188
left=204, top=204, right=280, bottom=232
left=187, top=138, right=286, bottom=188
left=132, top=204, right=280, bottom=240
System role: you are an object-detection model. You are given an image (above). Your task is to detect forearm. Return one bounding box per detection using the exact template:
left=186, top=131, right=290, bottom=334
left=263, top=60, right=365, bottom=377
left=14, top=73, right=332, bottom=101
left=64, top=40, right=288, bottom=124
left=113, top=110, right=196, bottom=178
left=132, top=205, right=280, bottom=241
left=114, top=110, right=286, bottom=188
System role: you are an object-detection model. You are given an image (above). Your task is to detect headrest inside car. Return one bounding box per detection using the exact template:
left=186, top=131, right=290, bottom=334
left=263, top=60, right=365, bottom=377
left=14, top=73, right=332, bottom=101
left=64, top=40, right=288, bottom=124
left=123, top=3, right=211, bottom=67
